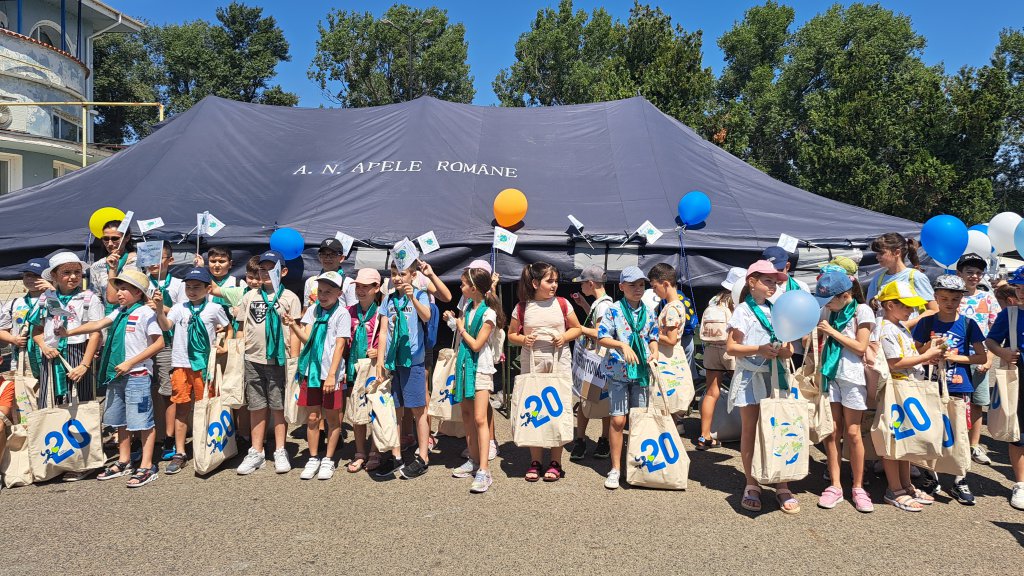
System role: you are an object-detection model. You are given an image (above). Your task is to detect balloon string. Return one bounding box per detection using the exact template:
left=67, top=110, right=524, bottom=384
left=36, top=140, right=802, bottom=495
left=678, top=228, right=703, bottom=361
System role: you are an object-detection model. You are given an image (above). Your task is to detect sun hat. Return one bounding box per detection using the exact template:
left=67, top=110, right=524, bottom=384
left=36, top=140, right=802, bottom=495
left=573, top=265, right=606, bottom=283
left=721, top=267, right=745, bottom=291
left=1008, top=266, right=1024, bottom=286
left=819, top=256, right=858, bottom=276
left=762, top=246, right=791, bottom=271
left=183, top=267, right=212, bottom=284
left=876, top=281, right=927, bottom=308
left=316, top=271, right=344, bottom=289
left=354, top=268, right=381, bottom=285
left=465, top=259, right=492, bottom=274
left=258, top=250, right=284, bottom=266
left=620, top=266, right=647, bottom=283
left=746, top=260, right=788, bottom=283
left=21, top=257, right=49, bottom=276
left=43, top=251, right=86, bottom=282
left=114, top=269, right=151, bottom=294
left=932, top=274, right=966, bottom=293
left=814, top=269, right=854, bottom=307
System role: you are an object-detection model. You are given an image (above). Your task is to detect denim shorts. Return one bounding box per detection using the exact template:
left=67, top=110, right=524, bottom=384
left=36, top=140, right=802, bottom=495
left=393, top=364, right=427, bottom=408
left=607, top=379, right=649, bottom=417
left=969, top=366, right=990, bottom=406
left=104, top=374, right=155, bottom=432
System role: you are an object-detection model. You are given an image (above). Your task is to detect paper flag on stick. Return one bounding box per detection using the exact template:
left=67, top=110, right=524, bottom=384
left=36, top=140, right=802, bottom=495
left=777, top=233, right=799, bottom=254
left=136, top=241, right=164, bottom=268
left=493, top=226, right=518, bottom=254
left=116, top=211, right=135, bottom=234
left=417, top=231, right=440, bottom=254
left=197, top=211, right=225, bottom=236
left=391, top=238, right=420, bottom=271
left=44, top=296, right=74, bottom=319
left=334, top=232, right=355, bottom=256
left=137, top=217, right=164, bottom=234
left=269, top=261, right=282, bottom=296
left=568, top=215, right=585, bottom=232
left=635, top=220, right=663, bottom=245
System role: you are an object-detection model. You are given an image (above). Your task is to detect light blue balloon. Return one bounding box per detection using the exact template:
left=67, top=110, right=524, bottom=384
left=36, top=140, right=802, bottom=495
left=1014, top=220, right=1024, bottom=258
left=920, top=215, right=968, bottom=267
left=677, top=191, right=712, bottom=226
left=772, top=289, right=820, bottom=343
left=269, top=227, right=305, bottom=260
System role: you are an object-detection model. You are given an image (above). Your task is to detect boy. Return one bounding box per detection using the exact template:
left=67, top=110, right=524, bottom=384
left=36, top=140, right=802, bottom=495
left=0, top=258, right=50, bottom=378
left=232, top=250, right=302, bottom=475
left=568, top=265, right=612, bottom=461
left=147, top=243, right=187, bottom=461
left=911, top=274, right=987, bottom=504
left=206, top=247, right=241, bottom=328
left=304, top=238, right=356, bottom=312
left=597, top=266, right=659, bottom=490
left=154, top=267, right=230, bottom=474
left=375, top=261, right=432, bottom=479
left=61, top=269, right=164, bottom=487
left=956, top=253, right=1001, bottom=466
left=287, top=271, right=351, bottom=480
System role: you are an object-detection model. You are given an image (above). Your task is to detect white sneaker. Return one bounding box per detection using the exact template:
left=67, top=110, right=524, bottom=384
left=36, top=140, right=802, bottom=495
left=1012, top=482, right=1024, bottom=511
left=489, top=439, right=498, bottom=461
left=300, top=457, right=320, bottom=480
left=237, top=448, right=265, bottom=475
left=971, top=446, right=992, bottom=465
left=317, top=459, right=336, bottom=480
left=273, top=448, right=291, bottom=474
left=470, top=470, right=492, bottom=493
left=452, top=459, right=477, bottom=478
left=604, top=469, right=621, bottom=490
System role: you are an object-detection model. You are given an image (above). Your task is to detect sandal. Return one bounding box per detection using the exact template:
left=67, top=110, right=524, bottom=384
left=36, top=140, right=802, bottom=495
left=543, top=461, right=565, bottom=482
left=347, top=453, right=367, bottom=473
left=905, top=484, right=934, bottom=505
left=97, top=461, right=132, bottom=481
left=525, top=460, right=542, bottom=482
left=695, top=436, right=720, bottom=451
left=741, top=484, right=762, bottom=512
left=365, top=452, right=381, bottom=472
left=776, top=489, right=801, bottom=514
left=885, top=488, right=923, bottom=512
left=126, top=466, right=158, bottom=488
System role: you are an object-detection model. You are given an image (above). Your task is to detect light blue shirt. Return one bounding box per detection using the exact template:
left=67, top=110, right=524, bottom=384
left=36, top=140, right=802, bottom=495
left=379, top=290, right=430, bottom=366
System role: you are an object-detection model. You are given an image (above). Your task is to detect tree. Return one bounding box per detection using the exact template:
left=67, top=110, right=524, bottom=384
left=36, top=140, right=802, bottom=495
left=994, top=28, right=1024, bottom=211
left=308, top=4, right=474, bottom=107
left=93, top=32, right=161, bottom=143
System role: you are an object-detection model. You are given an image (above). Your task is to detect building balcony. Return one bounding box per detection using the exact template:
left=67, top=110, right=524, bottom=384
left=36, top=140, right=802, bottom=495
left=0, top=27, right=88, bottom=101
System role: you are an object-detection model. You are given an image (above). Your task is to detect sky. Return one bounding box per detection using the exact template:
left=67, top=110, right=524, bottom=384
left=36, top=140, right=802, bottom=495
left=100, top=0, right=1023, bottom=108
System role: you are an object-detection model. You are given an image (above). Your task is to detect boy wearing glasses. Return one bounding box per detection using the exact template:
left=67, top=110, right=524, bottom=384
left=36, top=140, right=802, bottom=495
left=956, top=253, right=1001, bottom=467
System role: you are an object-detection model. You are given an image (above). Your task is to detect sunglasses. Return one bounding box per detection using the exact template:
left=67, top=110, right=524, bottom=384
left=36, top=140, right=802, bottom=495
left=101, top=236, right=122, bottom=243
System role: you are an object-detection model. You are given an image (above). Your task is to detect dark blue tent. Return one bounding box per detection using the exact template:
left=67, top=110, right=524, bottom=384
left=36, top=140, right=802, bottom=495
left=0, top=95, right=919, bottom=285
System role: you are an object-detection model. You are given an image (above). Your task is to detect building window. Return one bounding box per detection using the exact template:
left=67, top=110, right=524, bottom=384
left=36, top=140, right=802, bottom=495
left=52, top=114, right=81, bottom=143
left=0, top=152, right=24, bottom=195
left=54, top=160, right=79, bottom=178
left=0, top=11, right=9, bottom=31
left=29, top=21, right=74, bottom=54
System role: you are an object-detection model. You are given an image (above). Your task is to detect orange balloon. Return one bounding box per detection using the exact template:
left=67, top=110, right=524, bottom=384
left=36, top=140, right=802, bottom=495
left=493, top=188, right=528, bottom=227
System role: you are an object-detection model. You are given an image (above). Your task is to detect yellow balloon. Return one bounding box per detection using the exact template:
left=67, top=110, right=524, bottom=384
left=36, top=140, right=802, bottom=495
left=493, top=188, right=528, bottom=228
left=88, top=206, right=126, bottom=238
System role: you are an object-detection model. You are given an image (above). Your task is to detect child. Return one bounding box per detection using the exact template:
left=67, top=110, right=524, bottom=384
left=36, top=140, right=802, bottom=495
left=813, top=268, right=876, bottom=512
left=508, top=262, right=582, bottom=482
left=205, top=247, right=241, bottom=330
left=61, top=269, right=164, bottom=487
left=446, top=266, right=504, bottom=493
left=304, top=238, right=357, bottom=312
left=0, top=258, right=50, bottom=379
left=956, top=253, right=1001, bottom=466
left=232, top=250, right=302, bottom=475
left=995, top=283, right=1018, bottom=309
left=911, top=274, right=987, bottom=504
left=875, top=281, right=944, bottom=511
left=147, top=243, right=187, bottom=461
left=568, top=265, right=613, bottom=461
left=89, top=219, right=137, bottom=314
left=649, top=262, right=688, bottom=392
left=153, top=267, right=229, bottom=475
left=983, top=266, right=1024, bottom=511
left=374, top=261, right=433, bottom=479
left=725, top=260, right=798, bottom=514
left=866, top=233, right=937, bottom=326
left=696, top=266, right=743, bottom=449
left=345, top=268, right=382, bottom=473
left=597, top=266, right=660, bottom=490
left=288, top=271, right=351, bottom=480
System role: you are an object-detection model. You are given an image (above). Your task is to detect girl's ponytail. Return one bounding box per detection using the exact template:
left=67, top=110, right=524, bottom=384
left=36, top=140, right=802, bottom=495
left=905, top=237, right=922, bottom=269
left=467, top=268, right=505, bottom=329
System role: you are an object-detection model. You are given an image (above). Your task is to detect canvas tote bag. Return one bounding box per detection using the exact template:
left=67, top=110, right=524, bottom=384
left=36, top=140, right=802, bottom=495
left=626, top=374, right=690, bottom=490
left=27, top=372, right=104, bottom=482
left=989, top=306, right=1021, bottom=442
left=193, top=348, right=238, bottom=475
left=428, top=347, right=457, bottom=420
left=752, top=368, right=810, bottom=485
left=368, top=377, right=400, bottom=451
left=343, top=359, right=373, bottom=426
left=511, top=333, right=574, bottom=449
left=870, top=364, right=943, bottom=461
left=791, top=330, right=834, bottom=444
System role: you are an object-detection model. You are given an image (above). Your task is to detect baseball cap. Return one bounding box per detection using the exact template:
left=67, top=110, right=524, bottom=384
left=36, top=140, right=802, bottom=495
left=259, top=250, right=284, bottom=266
left=876, top=281, right=927, bottom=308
left=814, top=269, right=854, bottom=306
left=956, top=253, right=987, bottom=272
left=465, top=259, right=492, bottom=275
left=819, top=256, right=858, bottom=276
left=183, top=267, right=212, bottom=284
left=43, top=251, right=86, bottom=282
left=619, top=266, right=647, bottom=283
left=316, top=270, right=344, bottom=289
left=573, top=265, right=606, bottom=283
left=721, top=267, right=745, bottom=291
left=21, top=257, right=49, bottom=276
left=746, top=260, right=788, bottom=283
left=114, top=269, right=150, bottom=294
left=761, top=246, right=791, bottom=271
left=354, top=268, right=381, bottom=285
left=1008, top=266, right=1024, bottom=286
left=933, top=274, right=966, bottom=293
left=319, top=238, right=344, bottom=254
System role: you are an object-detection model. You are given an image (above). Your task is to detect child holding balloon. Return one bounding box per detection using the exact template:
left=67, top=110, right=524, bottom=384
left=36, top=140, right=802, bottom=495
left=725, top=260, right=798, bottom=514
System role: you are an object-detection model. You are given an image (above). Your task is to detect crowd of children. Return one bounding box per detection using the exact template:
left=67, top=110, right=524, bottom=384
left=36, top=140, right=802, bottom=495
left=0, top=225, right=1022, bottom=513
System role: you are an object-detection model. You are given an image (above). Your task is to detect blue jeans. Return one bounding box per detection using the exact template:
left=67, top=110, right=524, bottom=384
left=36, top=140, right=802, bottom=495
left=104, top=374, right=155, bottom=431
left=608, top=379, right=649, bottom=417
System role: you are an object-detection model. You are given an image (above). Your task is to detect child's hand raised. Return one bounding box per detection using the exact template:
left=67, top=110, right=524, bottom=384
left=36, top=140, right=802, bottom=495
left=418, top=261, right=435, bottom=276
left=401, top=282, right=414, bottom=298
left=193, top=254, right=206, bottom=267
left=150, top=291, right=163, bottom=312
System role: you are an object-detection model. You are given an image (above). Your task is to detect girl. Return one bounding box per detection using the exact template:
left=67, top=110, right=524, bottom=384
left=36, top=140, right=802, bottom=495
left=866, top=233, right=937, bottom=326
left=814, top=268, right=876, bottom=512
left=697, top=267, right=744, bottom=449
left=346, top=269, right=382, bottom=473
left=446, top=267, right=505, bottom=493
left=875, top=281, right=944, bottom=511
left=725, top=260, right=798, bottom=514
left=508, top=262, right=582, bottom=482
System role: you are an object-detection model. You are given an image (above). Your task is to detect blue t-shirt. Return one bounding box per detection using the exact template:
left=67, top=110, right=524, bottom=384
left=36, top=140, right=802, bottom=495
left=379, top=289, right=430, bottom=366
left=912, top=314, right=984, bottom=394
left=986, top=307, right=1023, bottom=354
left=866, top=268, right=934, bottom=306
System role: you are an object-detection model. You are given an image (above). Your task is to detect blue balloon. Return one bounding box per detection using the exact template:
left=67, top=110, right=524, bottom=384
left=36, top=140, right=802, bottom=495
left=920, top=215, right=968, bottom=267
left=677, top=191, right=711, bottom=226
left=1014, top=221, right=1024, bottom=258
left=968, top=224, right=988, bottom=235
left=772, top=289, right=820, bottom=343
left=269, top=227, right=305, bottom=260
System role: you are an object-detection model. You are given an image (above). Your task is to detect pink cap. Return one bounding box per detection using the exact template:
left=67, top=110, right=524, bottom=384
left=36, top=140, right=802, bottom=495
left=746, top=260, right=788, bottom=283
left=465, top=259, right=492, bottom=274
left=354, top=268, right=381, bottom=285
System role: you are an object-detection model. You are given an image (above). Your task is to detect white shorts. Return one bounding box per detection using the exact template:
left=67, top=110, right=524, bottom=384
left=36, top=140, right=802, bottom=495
left=829, top=377, right=868, bottom=411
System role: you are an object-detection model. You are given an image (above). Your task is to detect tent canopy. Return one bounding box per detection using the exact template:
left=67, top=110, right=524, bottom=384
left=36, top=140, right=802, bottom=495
left=0, top=95, right=919, bottom=285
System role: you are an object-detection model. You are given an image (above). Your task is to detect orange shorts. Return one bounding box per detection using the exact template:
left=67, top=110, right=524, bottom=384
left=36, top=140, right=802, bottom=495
left=170, top=368, right=213, bottom=404
left=0, top=378, right=14, bottom=409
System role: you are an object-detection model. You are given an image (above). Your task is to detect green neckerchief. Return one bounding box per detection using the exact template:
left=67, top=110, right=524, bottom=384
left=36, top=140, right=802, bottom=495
left=820, top=300, right=857, bottom=391
left=98, top=302, right=144, bottom=385
left=261, top=286, right=287, bottom=365
left=103, top=253, right=131, bottom=314
left=185, top=300, right=212, bottom=380
left=51, top=290, right=80, bottom=396
left=23, top=295, right=44, bottom=379
left=297, top=302, right=338, bottom=388
left=347, top=301, right=378, bottom=382
left=786, top=276, right=801, bottom=292
left=619, top=299, right=651, bottom=387
left=212, top=276, right=238, bottom=332
left=744, top=294, right=788, bottom=390
left=453, top=300, right=488, bottom=402
left=384, top=294, right=413, bottom=371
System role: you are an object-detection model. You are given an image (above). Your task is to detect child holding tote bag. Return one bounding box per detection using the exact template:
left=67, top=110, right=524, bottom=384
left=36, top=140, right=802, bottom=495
left=725, top=260, right=798, bottom=514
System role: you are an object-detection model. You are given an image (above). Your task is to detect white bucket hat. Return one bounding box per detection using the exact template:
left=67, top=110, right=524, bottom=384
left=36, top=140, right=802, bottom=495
left=721, top=266, right=746, bottom=291
left=43, top=251, right=86, bottom=282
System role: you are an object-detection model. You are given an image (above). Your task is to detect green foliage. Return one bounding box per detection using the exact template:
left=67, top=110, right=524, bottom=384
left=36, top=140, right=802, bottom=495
left=93, top=33, right=160, bottom=143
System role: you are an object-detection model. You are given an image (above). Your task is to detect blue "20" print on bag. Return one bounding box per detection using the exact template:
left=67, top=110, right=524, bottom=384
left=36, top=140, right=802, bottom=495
left=635, top=431, right=680, bottom=471
left=520, top=386, right=564, bottom=428
left=890, top=397, right=932, bottom=440
left=207, top=410, right=236, bottom=454
left=41, top=419, right=91, bottom=464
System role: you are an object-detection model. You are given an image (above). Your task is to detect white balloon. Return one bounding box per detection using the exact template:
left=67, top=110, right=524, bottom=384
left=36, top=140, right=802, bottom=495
left=963, top=229, right=992, bottom=260
left=988, top=212, right=1022, bottom=254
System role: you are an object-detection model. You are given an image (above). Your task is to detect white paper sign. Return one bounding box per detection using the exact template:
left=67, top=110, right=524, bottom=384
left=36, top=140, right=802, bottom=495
left=116, top=211, right=135, bottom=234
left=571, top=346, right=606, bottom=396
left=269, top=261, right=282, bottom=295
left=417, top=231, right=440, bottom=254
left=44, top=296, right=74, bottom=319
left=568, top=214, right=585, bottom=232
left=493, top=227, right=518, bottom=254
left=197, top=211, right=225, bottom=236
left=635, top=220, right=663, bottom=245
left=137, top=217, right=164, bottom=234
left=136, top=240, right=164, bottom=268
left=391, top=238, right=420, bottom=271
left=334, top=231, right=355, bottom=256
left=777, top=233, right=799, bottom=254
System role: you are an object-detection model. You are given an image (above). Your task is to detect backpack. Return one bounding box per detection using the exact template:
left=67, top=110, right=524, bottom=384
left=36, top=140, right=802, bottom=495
left=517, top=297, right=570, bottom=334
left=699, top=296, right=732, bottom=344
left=422, top=295, right=440, bottom=349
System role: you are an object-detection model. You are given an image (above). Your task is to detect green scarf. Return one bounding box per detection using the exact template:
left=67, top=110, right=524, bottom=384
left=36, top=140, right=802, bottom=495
left=103, top=253, right=131, bottom=314
left=346, top=301, right=378, bottom=382
left=261, top=286, right=287, bottom=365
left=51, top=290, right=79, bottom=397
left=297, top=303, right=338, bottom=388
left=185, top=300, right=212, bottom=380
left=23, top=295, right=44, bottom=379
left=619, top=300, right=651, bottom=387
left=820, top=300, right=857, bottom=392
left=786, top=276, right=801, bottom=292
left=744, top=295, right=788, bottom=390
left=384, top=295, right=413, bottom=371
left=98, top=302, right=143, bottom=386
left=453, top=301, right=488, bottom=402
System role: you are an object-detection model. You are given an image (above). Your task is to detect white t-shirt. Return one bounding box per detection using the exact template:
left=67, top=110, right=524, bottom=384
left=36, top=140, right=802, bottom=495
left=459, top=302, right=498, bottom=375
left=0, top=295, right=42, bottom=333
left=819, top=303, right=874, bottom=385
left=105, top=305, right=162, bottom=374
left=299, top=304, right=352, bottom=384
left=876, top=318, right=924, bottom=380
left=42, top=290, right=105, bottom=347
left=727, top=300, right=775, bottom=367
left=150, top=275, right=186, bottom=307
left=166, top=301, right=230, bottom=369
left=304, top=274, right=357, bottom=311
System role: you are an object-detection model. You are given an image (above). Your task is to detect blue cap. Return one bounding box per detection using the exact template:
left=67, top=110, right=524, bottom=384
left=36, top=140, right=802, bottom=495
left=620, top=266, right=648, bottom=283
left=762, top=246, right=790, bottom=271
left=1008, top=266, right=1024, bottom=286
left=21, top=257, right=49, bottom=276
left=814, top=268, right=854, bottom=306
left=259, top=250, right=284, bottom=266
left=184, top=267, right=212, bottom=284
